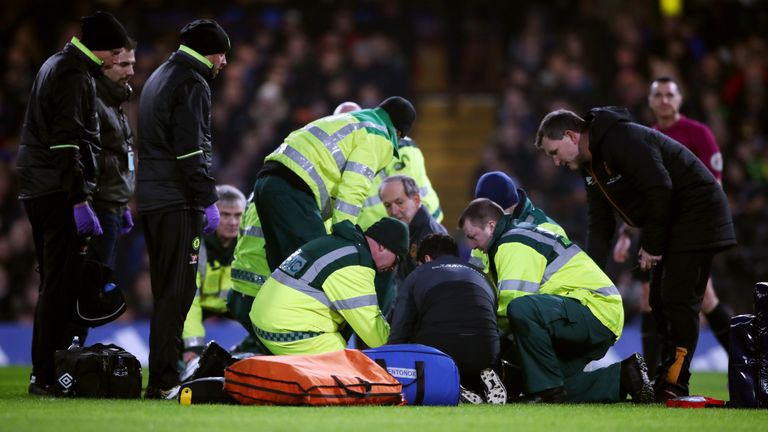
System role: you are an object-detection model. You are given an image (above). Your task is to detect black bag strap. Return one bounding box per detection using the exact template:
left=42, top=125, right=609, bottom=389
left=374, top=357, right=425, bottom=405
left=331, top=375, right=372, bottom=398
left=414, top=361, right=425, bottom=405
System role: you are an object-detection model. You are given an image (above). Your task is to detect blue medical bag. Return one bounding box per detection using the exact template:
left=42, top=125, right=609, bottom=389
left=363, top=344, right=459, bottom=406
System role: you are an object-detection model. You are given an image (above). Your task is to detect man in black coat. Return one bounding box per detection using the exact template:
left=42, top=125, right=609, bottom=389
left=92, top=38, right=137, bottom=268
left=388, top=234, right=501, bottom=402
left=137, top=19, right=229, bottom=399
left=534, top=106, right=736, bottom=401
left=16, top=11, right=128, bottom=395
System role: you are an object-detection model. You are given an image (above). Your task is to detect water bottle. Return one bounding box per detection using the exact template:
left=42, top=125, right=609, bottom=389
left=68, top=336, right=81, bottom=350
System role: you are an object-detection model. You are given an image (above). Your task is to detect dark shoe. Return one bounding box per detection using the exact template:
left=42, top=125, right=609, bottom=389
left=144, top=385, right=180, bottom=400
left=654, top=380, right=689, bottom=403
left=187, top=341, right=236, bottom=382
left=620, top=353, right=654, bottom=404
left=480, top=368, right=507, bottom=404
left=520, top=386, right=567, bottom=404
left=28, top=382, right=54, bottom=396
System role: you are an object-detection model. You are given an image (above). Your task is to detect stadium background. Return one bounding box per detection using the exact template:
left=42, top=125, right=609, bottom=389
left=0, top=0, right=765, bottom=367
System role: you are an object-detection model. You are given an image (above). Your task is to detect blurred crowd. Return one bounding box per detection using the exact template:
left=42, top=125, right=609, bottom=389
left=0, top=0, right=766, bottom=321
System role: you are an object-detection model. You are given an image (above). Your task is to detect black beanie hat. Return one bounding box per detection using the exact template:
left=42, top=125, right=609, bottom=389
left=378, top=96, right=416, bottom=137
left=365, top=217, right=409, bottom=260
left=179, top=19, right=231, bottom=56
left=80, top=11, right=128, bottom=51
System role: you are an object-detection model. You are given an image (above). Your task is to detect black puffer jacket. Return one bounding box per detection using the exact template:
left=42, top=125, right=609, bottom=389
left=93, top=76, right=134, bottom=213
left=136, top=49, right=217, bottom=213
left=16, top=42, right=100, bottom=203
left=582, top=107, right=735, bottom=267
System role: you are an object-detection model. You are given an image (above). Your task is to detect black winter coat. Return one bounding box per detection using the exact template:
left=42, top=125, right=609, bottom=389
left=136, top=49, right=217, bottom=213
left=582, top=107, right=735, bottom=267
left=16, top=42, right=100, bottom=203
left=93, top=76, right=134, bottom=212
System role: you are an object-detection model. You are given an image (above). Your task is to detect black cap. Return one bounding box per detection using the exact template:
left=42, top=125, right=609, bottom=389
left=180, top=19, right=230, bottom=56
left=80, top=11, right=129, bottom=51
left=378, top=96, right=416, bottom=137
left=365, top=217, right=409, bottom=260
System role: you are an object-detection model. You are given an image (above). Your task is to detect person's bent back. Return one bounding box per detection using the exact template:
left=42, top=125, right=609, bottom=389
left=389, top=234, right=499, bottom=392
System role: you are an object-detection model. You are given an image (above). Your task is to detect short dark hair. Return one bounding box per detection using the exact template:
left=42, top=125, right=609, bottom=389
left=417, top=234, right=458, bottom=263
left=380, top=175, right=419, bottom=198
left=534, top=109, right=586, bottom=149
left=650, top=76, right=683, bottom=96
left=125, top=37, right=137, bottom=51
left=457, top=198, right=504, bottom=230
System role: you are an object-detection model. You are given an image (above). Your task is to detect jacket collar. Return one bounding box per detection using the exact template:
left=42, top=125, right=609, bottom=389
left=171, top=45, right=214, bottom=79
left=408, top=205, right=431, bottom=234
left=96, top=75, right=130, bottom=106
left=586, top=106, right=632, bottom=154
left=65, top=37, right=103, bottom=75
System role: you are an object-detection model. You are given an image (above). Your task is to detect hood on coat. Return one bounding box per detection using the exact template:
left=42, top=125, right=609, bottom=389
left=586, top=106, right=632, bottom=151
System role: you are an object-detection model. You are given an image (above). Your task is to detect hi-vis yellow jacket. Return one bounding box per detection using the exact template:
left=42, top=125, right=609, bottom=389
left=356, top=137, right=442, bottom=230
left=488, top=215, right=624, bottom=339
left=264, top=108, right=399, bottom=225
left=230, top=200, right=270, bottom=299
left=250, top=221, right=389, bottom=355
left=470, top=192, right=567, bottom=278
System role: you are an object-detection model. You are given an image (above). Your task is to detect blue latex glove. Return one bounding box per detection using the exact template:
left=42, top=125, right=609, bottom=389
left=119, top=208, right=133, bottom=235
left=203, top=203, right=220, bottom=234
left=73, top=202, right=103, bottom=236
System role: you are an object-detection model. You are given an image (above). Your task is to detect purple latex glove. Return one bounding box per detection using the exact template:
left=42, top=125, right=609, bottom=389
left=203, top=203, right=220, bottom=234
left=119, top=208, right=134, bottom=235
left=73, top=202, right=103, bottom=236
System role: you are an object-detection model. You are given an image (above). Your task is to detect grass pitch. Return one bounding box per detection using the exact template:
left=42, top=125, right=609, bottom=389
left=1, top=366, right=765, bottom=432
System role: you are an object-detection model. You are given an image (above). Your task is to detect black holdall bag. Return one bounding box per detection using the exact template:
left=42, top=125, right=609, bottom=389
left=54, top=342, right=142, bottom=398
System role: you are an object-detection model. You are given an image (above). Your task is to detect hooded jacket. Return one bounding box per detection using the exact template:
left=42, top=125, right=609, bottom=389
left=582, top=107, right=735, bottom=267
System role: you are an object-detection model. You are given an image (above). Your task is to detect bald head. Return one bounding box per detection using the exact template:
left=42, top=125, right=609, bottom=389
left=333, top=101, right=362, bottom=115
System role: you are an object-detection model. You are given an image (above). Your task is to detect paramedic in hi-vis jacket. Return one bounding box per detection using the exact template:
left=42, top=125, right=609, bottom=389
left=182, top=185, right=265, bottom=361
left=459, top=198, right=654, bottom=404
left=250, top=217, right=408, bottom=355
left=252, top=96, right=416, bottom=271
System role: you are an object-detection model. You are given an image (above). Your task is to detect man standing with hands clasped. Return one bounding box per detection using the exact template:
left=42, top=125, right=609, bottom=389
left=17, top=11, right=128, bottom=395
left=535, top=107, right=736, bottom=401
left=137, top=19, right=230, bottom=399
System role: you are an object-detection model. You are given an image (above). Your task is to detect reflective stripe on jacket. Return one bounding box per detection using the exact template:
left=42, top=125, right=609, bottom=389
left=356, top=137, right=442, bottom=230
left=488, top=215, right=623, bottom=339
left=230, top=201, right=270, bottom=298
left=264, top=108, right=398, bottom=224
left=250, top=221, right=389, bottom=354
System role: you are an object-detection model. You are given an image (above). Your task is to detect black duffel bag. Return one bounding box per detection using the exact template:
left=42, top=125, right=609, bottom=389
left=54, top=342, right=142, bottom=398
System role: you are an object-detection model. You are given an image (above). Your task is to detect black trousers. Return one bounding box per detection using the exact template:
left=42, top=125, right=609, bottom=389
left=415, top=333, right=499, bottom=392
left=142, top=210, right=202, bottom=389
left=24, top=193, right=85, bottom=386
left=649, top=249, right=714, bottom=386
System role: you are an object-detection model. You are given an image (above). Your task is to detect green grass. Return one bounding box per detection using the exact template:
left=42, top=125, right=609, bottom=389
left=0, top=366, right=765, bottom=432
